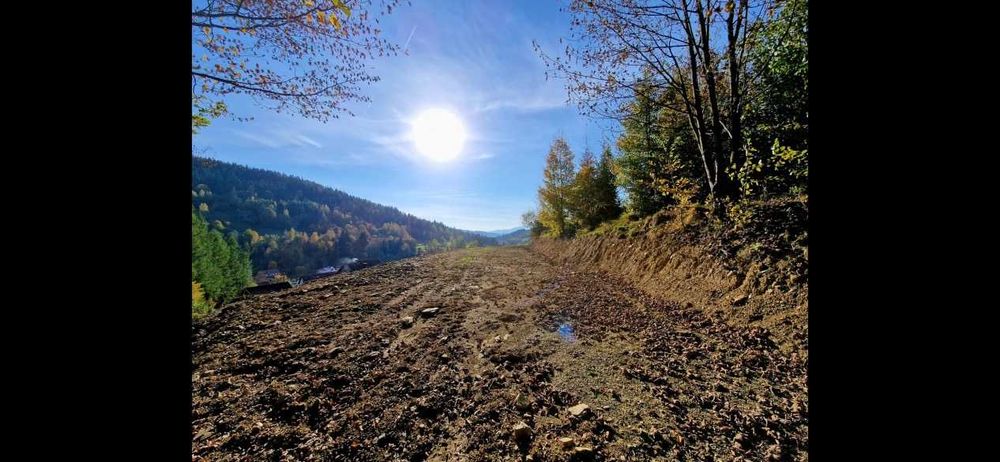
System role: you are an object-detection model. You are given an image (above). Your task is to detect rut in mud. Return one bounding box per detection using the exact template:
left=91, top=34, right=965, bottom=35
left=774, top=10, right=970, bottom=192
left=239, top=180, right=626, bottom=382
left=192, top=247, right=807, bottom=461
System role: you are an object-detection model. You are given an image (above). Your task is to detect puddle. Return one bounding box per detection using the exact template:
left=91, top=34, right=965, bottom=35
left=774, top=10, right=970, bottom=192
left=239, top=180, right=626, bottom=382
left=557, top=322, right=577, bottom=342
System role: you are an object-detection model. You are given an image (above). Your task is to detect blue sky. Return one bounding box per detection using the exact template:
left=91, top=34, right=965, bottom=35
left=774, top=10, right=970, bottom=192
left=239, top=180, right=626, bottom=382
left=194, top=0, right=619, bottom=232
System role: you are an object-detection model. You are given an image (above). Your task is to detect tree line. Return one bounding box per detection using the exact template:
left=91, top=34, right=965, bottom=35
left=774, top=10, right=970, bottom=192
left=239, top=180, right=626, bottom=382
left=528, top=0, right=807, bottom=236
left=192, top=207, right=252, bottom=318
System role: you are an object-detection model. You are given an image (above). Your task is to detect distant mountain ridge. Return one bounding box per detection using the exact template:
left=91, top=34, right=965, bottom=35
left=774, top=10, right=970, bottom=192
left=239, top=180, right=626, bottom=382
left=192, top=156, right=495, bottom=277
left=494, top=228, right=530, bottom=246
left=472, top=226, right=528, bottom=238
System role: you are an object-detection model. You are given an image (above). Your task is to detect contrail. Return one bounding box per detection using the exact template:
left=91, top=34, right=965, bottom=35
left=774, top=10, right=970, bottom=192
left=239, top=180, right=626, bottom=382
left=403, top=26, right=417, bottom=52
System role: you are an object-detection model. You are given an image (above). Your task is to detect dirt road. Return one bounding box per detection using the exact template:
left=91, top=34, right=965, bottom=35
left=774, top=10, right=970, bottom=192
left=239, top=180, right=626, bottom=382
left=192, top=246, right=807, bottom=461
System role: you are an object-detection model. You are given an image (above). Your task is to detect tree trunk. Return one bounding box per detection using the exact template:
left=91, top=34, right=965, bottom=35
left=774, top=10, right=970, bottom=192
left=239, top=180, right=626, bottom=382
left=681, top=0, right=716, bottom=195
left=723, top=0, right=747, bottom=200
left=695, top=0, right=726, bottom=199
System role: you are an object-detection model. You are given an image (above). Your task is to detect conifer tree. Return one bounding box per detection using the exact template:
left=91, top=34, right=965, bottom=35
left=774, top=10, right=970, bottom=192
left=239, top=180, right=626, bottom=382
left=593, top=145, right=623, bottom=223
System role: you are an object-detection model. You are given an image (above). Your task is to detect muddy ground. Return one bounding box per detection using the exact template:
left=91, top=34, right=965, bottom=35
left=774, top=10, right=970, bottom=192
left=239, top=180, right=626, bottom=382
left=192, top=246, right=807, bottom=461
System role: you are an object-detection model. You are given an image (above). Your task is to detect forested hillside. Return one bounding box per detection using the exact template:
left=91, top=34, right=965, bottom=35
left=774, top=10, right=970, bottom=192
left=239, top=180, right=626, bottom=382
left=192, top=157, right=494, bottom=278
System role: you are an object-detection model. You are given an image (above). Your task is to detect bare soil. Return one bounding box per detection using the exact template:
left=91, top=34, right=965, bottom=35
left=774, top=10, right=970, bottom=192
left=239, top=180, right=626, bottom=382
left=192, top=246, right=807, bottom=461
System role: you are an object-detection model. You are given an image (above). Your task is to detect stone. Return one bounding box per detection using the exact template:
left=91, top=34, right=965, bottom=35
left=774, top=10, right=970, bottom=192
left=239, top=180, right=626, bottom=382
left=568, top=403, right=591, bottom=417
left=401, top=316, right=414, bottom=327
left=194, top=428, right=212, bottom=441
left=559, top=437, right=575, bottom=449
left=512, top=421, right=533, bottom=444
left=514, top=393, right=532, bottom=411
left=420, top=307, right=440, bottom=317
left=731, top=294, right=749, bottom=306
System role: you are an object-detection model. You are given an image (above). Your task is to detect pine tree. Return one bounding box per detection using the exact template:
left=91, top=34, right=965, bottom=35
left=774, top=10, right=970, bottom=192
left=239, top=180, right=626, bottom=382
left=192, top=206, right=251, bottom=312
left=538, top=137, right=576, bottom=237
left=593, top=145, right=623, bottom=223
left=616, top=80, right=702, bottom=216
left=615, top=82, right=669, bottom=217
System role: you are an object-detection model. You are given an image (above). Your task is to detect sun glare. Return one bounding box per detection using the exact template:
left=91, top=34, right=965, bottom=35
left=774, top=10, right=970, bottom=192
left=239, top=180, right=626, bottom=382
left=410, top=109, right=466, bottom=162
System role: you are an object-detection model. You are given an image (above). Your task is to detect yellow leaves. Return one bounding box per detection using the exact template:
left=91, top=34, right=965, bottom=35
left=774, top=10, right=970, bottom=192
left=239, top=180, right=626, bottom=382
left=333, top=0, right=351, bottom=18
left=202, top=26, right=210, bottom=35
left=725, top=1, right=735, bottom=13
left=304, top=0, right=314, bottom=6
left=314, top=7, right=343, bottom=31
left=193, top=281, right=205, bottom=304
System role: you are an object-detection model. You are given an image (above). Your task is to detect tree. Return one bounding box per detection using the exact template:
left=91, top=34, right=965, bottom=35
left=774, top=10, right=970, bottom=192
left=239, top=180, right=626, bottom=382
left=521, top=211, right=546, bottom=238
left=737, top=0, right=808, bottom=198
left=192, top=208, right=252, bottom=309
left=569, top=149, right=601, bottom=230
left=192, top=0, right=404, bottom=129
left=537, top=138, right=576, bottom=237
left=536, top=0, right=779, bottom=201
left=615, top=82, right=673, bottom=216
left=243, top=229, right=263, bottom=246
left=353, top=228, right=370, bottom=257
left=616, top=79, right=704, bottom=216
left=593, top=145, right=623, bottom=222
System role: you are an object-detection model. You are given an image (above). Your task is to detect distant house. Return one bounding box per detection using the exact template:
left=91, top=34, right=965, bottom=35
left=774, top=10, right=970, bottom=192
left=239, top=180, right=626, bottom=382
left=254, top=269, right=287, bottom=285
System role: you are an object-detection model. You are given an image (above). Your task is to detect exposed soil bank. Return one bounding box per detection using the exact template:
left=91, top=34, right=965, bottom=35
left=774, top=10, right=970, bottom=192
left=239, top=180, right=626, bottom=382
left=531, top=221, right=807, bottom=357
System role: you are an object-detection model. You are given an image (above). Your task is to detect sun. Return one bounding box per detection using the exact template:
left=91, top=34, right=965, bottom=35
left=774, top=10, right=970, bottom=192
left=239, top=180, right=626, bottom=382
left=410, top=108, right=467, bottom=162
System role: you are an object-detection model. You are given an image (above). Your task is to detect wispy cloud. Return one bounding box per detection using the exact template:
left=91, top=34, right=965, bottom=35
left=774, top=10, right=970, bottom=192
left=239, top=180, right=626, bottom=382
left=295, top=134, right=322, bottom=148
left=473, top=93, right=568, bottom=113
left=403, top=26, right=417, bottom=52
left=234, top=130, right=281, bottom=148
